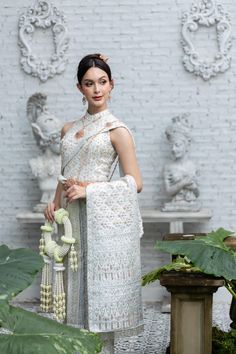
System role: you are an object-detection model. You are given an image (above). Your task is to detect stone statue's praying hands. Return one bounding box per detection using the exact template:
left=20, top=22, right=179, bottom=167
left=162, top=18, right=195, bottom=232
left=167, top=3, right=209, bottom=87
left=162, top=114, right=201, bottom=212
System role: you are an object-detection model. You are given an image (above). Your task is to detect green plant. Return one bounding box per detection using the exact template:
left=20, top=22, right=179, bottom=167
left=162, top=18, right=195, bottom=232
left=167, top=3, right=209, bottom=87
left=142, top=228, right=236, bottom=299
left=212, top=327, right=236, bottom=354
left=0, top=245, right=102, bottom=354
left=0, top=245, right=44, bottom=300
left=142, top=228, right=236, bottom=353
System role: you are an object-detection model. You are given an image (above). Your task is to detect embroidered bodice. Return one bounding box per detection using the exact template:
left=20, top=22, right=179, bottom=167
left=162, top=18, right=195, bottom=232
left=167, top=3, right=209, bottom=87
left=60, top=109, right=121, bottom=182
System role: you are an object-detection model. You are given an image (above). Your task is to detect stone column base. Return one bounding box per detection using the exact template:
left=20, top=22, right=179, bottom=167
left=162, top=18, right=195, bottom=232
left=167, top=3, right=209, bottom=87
left=160, top=272, right=224, bottom=354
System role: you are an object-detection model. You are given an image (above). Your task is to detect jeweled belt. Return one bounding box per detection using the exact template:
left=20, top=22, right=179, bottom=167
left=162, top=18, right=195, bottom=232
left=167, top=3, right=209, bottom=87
left=58, top=175, right=93, bottom=191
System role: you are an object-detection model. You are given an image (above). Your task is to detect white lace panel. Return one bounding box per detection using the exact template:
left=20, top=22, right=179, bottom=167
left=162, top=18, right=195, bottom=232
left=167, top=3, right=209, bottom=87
left=60, top=114, right=117, bottom=181
left=86, top=175, right=144, bottom=333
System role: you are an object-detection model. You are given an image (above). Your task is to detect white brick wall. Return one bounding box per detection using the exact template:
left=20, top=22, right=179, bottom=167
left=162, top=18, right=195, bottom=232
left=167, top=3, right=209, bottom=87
left=1, top=0, right=236, bottom=300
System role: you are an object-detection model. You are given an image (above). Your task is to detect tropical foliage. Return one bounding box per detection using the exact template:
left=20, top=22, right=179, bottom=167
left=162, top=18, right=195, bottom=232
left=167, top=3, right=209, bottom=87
left=0, top=245, right=44, bottom=300
left=212, top=327, right=236, bottom=354
left=0, top=245, right=102, bottom=354
left=142, top=228, right=236, bottom=353
left=142, top=228, right=236, bottom=299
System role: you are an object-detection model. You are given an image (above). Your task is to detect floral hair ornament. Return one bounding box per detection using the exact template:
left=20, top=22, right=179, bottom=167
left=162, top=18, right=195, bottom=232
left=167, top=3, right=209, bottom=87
left=99, top=54, right=109, bottom=63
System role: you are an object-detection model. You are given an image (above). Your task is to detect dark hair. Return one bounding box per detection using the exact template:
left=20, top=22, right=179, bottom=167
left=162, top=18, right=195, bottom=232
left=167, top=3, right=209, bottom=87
left=77, top=53, right=112, bottom=84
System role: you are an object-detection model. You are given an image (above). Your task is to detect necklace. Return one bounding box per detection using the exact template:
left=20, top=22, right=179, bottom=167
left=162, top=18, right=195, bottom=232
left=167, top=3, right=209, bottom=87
left=75, top=112, right=105, bottom=140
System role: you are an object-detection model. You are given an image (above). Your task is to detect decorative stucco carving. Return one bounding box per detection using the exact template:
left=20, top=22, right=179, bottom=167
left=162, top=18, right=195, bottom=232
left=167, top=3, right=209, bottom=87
left=18, top=0, right=69, bottom=82
left=181, top=0, right=232, bottom=80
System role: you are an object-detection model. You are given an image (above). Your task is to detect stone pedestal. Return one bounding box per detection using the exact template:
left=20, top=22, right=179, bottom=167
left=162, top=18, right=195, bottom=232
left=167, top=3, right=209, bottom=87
left=141, top=208, right=212, bottom=233
left=16, top=211, right=58, bottom=233
left=160, top=272, right=224, bottom=354
left=16, top=211, right=45, bottom=224
left=141, top=210, right=212, bottom=312
left=161, top=231, right=208, bottom=313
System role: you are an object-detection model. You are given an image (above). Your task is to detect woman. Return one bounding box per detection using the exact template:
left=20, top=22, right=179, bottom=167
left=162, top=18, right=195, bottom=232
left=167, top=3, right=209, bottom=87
left=44, top=53, right=144, bottom=353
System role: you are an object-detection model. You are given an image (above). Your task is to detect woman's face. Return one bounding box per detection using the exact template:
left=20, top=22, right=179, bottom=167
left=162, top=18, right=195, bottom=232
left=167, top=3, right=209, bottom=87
left=77, top=67, right=113, bottom=111
left=171, top=139, right=187, bottom=160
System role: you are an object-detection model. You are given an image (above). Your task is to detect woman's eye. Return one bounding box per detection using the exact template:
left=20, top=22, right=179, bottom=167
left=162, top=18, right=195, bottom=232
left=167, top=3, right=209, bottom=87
left=85, top=82, right=92, bottom=87
left=100, top=80, right=107, bottom=85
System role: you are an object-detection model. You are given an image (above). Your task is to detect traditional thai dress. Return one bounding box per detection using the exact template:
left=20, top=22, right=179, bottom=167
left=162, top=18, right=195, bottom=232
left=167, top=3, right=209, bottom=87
left=60, top=108, right=144, bottom=353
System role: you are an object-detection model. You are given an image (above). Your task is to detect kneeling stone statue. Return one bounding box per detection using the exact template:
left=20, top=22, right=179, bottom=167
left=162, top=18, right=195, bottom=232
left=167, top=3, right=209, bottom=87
left=27, top=93, right=62, bottom=213
left=162, top=114, right=201, bottom=212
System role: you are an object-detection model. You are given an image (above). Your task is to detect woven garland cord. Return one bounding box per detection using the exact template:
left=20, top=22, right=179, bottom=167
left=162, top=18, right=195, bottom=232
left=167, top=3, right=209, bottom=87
left=53, top=262, right=66, bottom=322
left=39, top=209, right=78, bottom=320
left=60, top=216, right=78, bottom=271
left=40, top=255, right=53, bottom=312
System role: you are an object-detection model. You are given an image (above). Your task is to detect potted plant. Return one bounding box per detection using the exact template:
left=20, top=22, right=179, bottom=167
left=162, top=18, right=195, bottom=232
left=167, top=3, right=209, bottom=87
left=142, top=228, right=236, bottom=354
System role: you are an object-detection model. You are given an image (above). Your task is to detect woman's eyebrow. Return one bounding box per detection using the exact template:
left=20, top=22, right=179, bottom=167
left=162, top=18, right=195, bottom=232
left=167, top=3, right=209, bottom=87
left=83, top=76, right=107, bottom=82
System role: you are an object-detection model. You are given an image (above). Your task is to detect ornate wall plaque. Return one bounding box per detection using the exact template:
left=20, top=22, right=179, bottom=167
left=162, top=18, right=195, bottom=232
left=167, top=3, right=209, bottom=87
left=181, top=0, right=232, bottom=80
left=18, top=0, right=69, bottom=82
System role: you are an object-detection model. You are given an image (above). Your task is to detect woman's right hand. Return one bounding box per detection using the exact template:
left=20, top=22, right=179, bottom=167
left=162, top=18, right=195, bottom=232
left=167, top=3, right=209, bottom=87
left=44, top=202, right=59, bottom=223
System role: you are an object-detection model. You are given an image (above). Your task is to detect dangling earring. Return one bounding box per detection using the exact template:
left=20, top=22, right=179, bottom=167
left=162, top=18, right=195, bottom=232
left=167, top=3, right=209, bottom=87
left=82, top=96, right=86, bottom=105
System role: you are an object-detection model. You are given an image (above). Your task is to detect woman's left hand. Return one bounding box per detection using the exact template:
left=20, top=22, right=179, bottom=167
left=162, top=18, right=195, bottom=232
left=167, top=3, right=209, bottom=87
left=64, top=185, right=86, bottom=203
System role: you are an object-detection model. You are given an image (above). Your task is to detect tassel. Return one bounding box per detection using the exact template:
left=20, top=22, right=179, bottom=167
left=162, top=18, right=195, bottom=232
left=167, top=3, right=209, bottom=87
left=40, top=255, right=53, bottom=312
left=61, top=235, right=78, bottom=272
left=69, top=243, right=78, bottom=271
left=40, top=210, right=78, bottom=322
left=39, top=235, right=45, bottom=256
left=53, top=263, right=66, bottom=322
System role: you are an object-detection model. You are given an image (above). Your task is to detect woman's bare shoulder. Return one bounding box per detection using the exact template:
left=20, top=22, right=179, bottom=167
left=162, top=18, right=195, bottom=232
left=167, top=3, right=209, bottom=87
left=110, top=124, right=134, bottom=146
left=61, top=120, right=77, bottom=139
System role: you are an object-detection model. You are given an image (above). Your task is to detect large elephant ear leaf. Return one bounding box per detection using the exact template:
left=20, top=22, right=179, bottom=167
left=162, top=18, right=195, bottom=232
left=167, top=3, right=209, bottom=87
left=0, top=245, right=44, bottom=300
left=155, top=228, right=236, bottom=280
left=142, top=257, right=197, bottom=286
left=197, top=227, right=234, bottom=250
left=0, top=301, right=103, bottom=354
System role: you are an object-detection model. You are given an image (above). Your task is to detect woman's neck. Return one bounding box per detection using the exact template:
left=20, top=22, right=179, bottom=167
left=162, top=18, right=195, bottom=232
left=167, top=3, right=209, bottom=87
left=87, top=104, right=108, bottom=115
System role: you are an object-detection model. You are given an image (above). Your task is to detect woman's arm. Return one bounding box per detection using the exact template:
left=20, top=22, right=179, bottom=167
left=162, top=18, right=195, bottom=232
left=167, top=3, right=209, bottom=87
left=60, top=122, right=87, bottom=204
left=44, top=123, right=74, bottom=221
left=53, top=181, right=63, bottom=206
left=110, top=127, right=143, bottom=193
left=44, top=181, right=63, bottom=222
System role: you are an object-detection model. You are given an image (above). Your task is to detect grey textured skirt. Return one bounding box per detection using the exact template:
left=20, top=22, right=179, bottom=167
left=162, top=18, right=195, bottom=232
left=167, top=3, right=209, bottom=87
left=64, top=200, right=115, bottom=353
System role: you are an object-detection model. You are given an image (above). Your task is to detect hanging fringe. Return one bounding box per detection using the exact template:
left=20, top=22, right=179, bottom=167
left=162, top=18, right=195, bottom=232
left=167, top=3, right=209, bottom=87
left=69, top=243, right=78, bottom=271
left=39, top=234, right=45, bottom=256
left=40, top=255, right=53, bottom=312
left=53, top=262, right=66, bottom=322
left=61, top=235, right=78, bottom=271
left=40, top=209, right=78, bottom=322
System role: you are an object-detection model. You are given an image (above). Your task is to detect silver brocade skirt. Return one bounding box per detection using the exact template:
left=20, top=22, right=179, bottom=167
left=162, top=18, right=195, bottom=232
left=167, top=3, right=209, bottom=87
left=64, top=199, right=89, bottom=329
left=64, top=200, right=117, bottom=354
left=62, top=197, right=143, bottom=338
left=64, top=199, right=114, bottom=336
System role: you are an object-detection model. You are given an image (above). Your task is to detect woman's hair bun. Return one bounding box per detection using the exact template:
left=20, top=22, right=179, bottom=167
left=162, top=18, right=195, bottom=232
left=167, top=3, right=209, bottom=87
left=77, top=53, right=112, bottom=84
left=84, top=53, right=109, bottom=63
